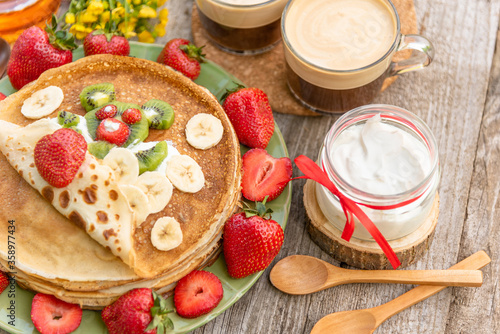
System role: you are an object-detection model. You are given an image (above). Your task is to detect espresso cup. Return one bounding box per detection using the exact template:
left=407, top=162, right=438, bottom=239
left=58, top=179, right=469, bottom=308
left=281, top=0, right=434, bottom=114
left=196, top=0, right=288, bottom=55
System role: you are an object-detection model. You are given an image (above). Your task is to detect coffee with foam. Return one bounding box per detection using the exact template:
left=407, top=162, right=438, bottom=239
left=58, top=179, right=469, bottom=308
left=285, top=0, right=396, bottom=71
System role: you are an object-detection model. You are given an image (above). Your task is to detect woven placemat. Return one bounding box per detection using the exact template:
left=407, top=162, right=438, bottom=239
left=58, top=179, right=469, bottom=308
left=192, top=0, right=418, bottom=116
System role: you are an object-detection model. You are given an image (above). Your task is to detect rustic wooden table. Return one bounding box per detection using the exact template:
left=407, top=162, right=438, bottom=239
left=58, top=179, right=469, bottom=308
left=4, top=0, right=499, bottom=333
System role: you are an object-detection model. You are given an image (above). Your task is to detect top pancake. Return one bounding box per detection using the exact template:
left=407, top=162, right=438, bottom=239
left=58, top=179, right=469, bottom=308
left=0, top=55, right=241, bottom=279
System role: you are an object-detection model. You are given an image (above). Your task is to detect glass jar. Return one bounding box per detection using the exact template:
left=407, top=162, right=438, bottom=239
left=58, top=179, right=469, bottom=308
left=315, top=104, right=440, bottom=241
left=0, top=0, right=61, bottom=44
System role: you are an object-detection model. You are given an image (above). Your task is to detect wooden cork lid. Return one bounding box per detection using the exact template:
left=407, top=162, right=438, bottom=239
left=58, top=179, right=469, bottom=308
left=303, top=179, right=439, bottom=269
left=192, top=0, right=418, bottom=116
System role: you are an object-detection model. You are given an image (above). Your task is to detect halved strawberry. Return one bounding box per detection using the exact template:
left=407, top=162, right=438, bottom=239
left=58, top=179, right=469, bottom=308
left=30, top=293, right=82, bottom=334
left=95, top=104, right=118, bottom=120
left=241, top=148, right=292, bottom=202
left=122, top=108, right=142, bottom=125
left=174, top=270, right=223, bottom=318
left=0, top=271, right=9, bottom=294
left=96, top=118, right=130, bottom=146
left=34, top=128, right=87, bottom=188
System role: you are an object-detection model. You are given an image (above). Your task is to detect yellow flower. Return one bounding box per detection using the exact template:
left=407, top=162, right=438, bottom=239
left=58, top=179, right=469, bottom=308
left=80, top=10, right=98, bottom=23
left=65, top=13, right=76, bottom=25
left=87, top=1, right=104, bottom=15
left=112, top=7, right=125, bottom=20
left=118, top=21, right=137, bottom=38
left=138, top=30, right=155, bottom=43
left=69, top=24, right=89, bottom=40
left=159, top=8, right=168, bottom=23
left=157, top=0, right=167, bottom=6
left=138, top=6, right=157, bottom=18
left=154, top=23, right=166, bottom=37
left=133, top=0, right=142, bottom=5
left=100, top=11, right=110, bottom=23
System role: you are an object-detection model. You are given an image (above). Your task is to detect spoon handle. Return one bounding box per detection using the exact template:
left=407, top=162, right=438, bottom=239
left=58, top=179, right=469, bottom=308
left=370, top=251, right=491, bottom=328
left=334, top=269, right=483, bottom=287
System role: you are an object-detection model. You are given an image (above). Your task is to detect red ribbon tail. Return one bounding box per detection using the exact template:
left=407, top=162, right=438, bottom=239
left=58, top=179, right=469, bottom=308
left=294, top=155, right=401, bottom=269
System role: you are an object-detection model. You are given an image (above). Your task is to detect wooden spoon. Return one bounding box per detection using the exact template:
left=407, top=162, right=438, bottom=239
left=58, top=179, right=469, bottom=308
left=310, top=251, right=491, bottom=334
left=270, top=255, right=483, bottom=295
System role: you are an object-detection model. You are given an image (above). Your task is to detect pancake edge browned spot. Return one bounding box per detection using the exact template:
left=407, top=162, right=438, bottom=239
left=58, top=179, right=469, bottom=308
left=103, top=228, right=117, bottom=241
left=41, top=186, right=54, bottom=203
left=97, top=211, right=108, bottom=223
left=69, top=211, right=86, bottom=230
left=59, top=190, right=70, bottom=208
left=109, top=189, right=118, bottom=201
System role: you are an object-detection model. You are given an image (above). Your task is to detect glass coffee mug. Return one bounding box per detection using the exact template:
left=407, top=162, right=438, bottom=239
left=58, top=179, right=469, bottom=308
left=281, top=0, right=434, bottom=114
left=196, top=0, right=288, bottom=55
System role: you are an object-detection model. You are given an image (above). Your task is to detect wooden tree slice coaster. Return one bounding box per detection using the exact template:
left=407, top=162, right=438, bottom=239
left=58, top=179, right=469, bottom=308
left=303, top=180, right=439, bottom=269
left=191, top=0, right=418, bottom=116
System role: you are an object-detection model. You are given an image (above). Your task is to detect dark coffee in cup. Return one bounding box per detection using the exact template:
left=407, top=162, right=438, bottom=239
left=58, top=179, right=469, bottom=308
left=196, top=0, right=287, bottom=55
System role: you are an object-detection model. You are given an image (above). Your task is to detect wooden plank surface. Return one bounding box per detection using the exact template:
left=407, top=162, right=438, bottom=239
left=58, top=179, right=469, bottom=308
left=2, top=0, right=499, bottom=333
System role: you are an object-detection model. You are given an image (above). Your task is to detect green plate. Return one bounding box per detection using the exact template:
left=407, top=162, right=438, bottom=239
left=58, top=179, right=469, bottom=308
left=0, top=42, right=291, bottom=334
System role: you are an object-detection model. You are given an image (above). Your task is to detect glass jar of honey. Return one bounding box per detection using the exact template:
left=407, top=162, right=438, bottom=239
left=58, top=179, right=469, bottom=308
left=0, top=0, right=62, bottom=43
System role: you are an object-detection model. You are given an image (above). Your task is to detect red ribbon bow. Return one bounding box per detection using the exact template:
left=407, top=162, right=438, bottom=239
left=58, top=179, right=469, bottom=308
left=294, top=155, right=401, bottom=269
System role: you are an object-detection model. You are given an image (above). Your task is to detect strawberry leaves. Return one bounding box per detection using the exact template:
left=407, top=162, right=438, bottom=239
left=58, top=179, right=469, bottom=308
left=45, top=14, right=77, bottom=51
left=145, top=291, right=174, bottom=334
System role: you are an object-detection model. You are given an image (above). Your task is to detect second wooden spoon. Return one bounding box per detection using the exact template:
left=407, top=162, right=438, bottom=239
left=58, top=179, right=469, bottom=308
left=270, top=255, right=483, bottom=295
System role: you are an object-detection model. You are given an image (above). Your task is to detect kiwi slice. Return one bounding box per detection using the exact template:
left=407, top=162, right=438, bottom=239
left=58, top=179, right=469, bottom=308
left=57, top=111, right=80, bottom=128
left=135, top=141, right=169, bottom=174
left=88, top=141, right=117, bottom=160
left=141, top=99, right=175, bottom=130
left=84, top=101, right=149, bottom=147
left=80, top=83, right=115, bottom=112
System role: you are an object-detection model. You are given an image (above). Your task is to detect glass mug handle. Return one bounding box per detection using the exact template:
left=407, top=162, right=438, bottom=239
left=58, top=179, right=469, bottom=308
left=390, top=34, right=434, bottom=76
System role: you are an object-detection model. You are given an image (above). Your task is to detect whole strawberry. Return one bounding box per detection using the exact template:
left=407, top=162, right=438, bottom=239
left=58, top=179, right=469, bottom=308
left=0, top=271, right=9, bottom=294
left=222, top=86, right=274, bottom=149
left=31, top=293, right=82, bottom=334
left=242, top=148, right=292, bottom=202
left=223, top=200, right=284, bottom=278
left=157, top=38, right=205, bottom=80
left=34, top=128, right=87, bottom=188
left=7, top=16, right=76, bottom=90
left=84, top=30, right=130, bottom=57
left=102, top=288, right=173, bottom=334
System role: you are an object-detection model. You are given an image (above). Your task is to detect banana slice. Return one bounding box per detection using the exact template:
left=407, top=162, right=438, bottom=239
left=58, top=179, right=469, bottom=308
left=185, top=113, right=224, bottom=150
left=166, top=155, right=205, bottom=193
left=119, top=184, right=150, bottom=224
left=151, top=217, right=183, bottom=251
left=21, top=86, right=64, bottom=119
left=136, top=171, right=173, bottom=213
left=103, top=147, right=139, bottom=184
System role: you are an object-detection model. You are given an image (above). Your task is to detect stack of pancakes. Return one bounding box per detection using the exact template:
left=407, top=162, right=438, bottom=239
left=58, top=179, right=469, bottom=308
left=0, top=55, right=241, bottom=309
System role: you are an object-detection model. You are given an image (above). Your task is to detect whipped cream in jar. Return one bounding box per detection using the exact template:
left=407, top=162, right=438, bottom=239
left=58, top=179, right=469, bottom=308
left=315, top=105, right=440, bottom=240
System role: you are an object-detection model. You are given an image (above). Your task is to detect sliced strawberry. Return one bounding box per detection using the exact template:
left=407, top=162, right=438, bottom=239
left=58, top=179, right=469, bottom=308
left=95, top=104, right=118, bottom=120
left=30, top=293, right=82, bottom=334
left=96, top=118, right=130, bottom=146
left=241, top=148, right=292, bottom=202
left=0, top=271, right=9, bottom=294
left=0, top=92, right=6, bottom=101
left=122, top=108, right=142, bottom=125
left=174, top=270, right=223, bottom=318
left=34, top=128, right=87, bottom=188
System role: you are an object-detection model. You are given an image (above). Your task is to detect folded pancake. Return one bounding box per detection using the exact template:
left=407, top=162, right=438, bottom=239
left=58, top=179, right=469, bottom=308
left=0, top=54, right=241, bottom=291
